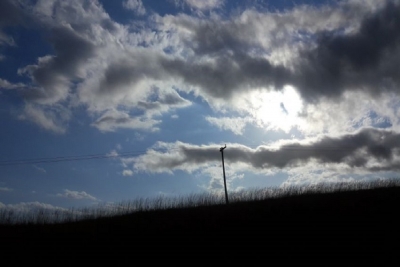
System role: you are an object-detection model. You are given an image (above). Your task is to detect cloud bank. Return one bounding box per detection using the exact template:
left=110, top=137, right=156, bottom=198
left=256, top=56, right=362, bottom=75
left=0, top=0, right=399, bottom=136
left=122, top=128, right=400, bottom=188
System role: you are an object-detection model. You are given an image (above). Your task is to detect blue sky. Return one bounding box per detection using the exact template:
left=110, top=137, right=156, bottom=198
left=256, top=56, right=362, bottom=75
left=1, top=0, right=400, bottom=214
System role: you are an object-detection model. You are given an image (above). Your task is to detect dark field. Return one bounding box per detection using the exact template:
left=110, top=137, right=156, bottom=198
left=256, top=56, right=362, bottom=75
left=1, top=180, right=399, bottom=265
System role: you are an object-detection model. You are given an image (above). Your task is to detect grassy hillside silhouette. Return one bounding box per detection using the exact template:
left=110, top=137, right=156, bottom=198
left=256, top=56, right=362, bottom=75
left=1, top=179, right=399, bottom=265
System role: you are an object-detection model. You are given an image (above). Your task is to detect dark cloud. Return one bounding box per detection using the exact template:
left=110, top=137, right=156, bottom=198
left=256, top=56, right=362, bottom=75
left=8, top=0, right=398, bottom=107
left=95, top=114, right=133, bottom=125
left=137, top=101, right=162, bottom=110
left=153, top=12, right=299, bottom=99
left=134, top=128, right=400, bottom=172
left=138, top=90, right=191, bottom=110
left=161, top=54, right=290, bottom=99
left=0, top=0, right=29, bottom=46
left=0, top=0, right=23, bottom=27
left=97, top=54, right=168, bottom=96
left=99, top=62, right=143, bottom=95
left=295, top=0, right=400, bottom=102
left=159, top=1, right=400, bottom=104
left=181, top=19, right=256, bottom=57
left=20, top=26, right=96, bottom=104
left=242, top=128, right=400, bottom=170
left=226, top=128, right=400, bottom=170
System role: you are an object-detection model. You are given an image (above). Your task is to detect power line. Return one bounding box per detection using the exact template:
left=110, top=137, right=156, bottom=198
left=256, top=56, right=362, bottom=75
left=0, top=148, right=179, bottom=167
left=0, top=144, right=387, bottom=167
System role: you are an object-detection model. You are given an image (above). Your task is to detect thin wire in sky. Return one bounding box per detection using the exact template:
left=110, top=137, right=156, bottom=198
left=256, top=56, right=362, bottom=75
left=0, top=150, right=159, bottom=166
left=0, top=144, right=376, bottom=167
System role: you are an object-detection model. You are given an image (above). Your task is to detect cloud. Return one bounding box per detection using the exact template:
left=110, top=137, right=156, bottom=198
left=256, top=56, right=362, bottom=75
left=0, top=0, right=130, bottom=132
left=0, top=32, right=15, bottom=46
left=0, top=187, right=13, bottom=192
left=158, top=0, right=395, bottom=105
left=57, top=189, right=98, bottom=201
left=2, top=0, right=400, bottom=138
left=0, top=201, right=67, bottom=213
left=200, top=165, right=244, bottom=192
left=123, top=0, right=146, bottom=15
left=122, top=169, right=133, bottom=176
left=205, top=116, right=252, bottom=135
left=88, top=85, right=191, bottom=133
left=155, top=0, right=400, bottom=135
left=294, top=0, right=400, bottom=103
left=91, top=109, right=161, bottom=132
left=33, top=165, right=46, bottom=173
left=18, top=104, right=70, bottom=134
left=0, top=0, right=24, bottom=46
left=0, top=78, right=25, bottom=90
left=18, top=27, right=97, bottom=105
left=173, top=0, right=224, bottom=11
left=126, top=128, right=400, bottom=174
left=106, top=150, right=119, bottom=157
left=0, top=201, right=73, bottom=224
left=137, top=88, right=192, bottom=116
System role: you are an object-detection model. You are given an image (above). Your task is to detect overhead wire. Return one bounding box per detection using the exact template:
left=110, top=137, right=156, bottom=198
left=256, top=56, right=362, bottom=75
left=0, top=148, right=180, bottom=166
left=0, top=144, right=376, bottom=167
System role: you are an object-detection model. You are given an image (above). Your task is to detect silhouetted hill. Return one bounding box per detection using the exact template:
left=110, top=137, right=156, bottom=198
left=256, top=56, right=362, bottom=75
left=1, top=183, right=400, bottom=265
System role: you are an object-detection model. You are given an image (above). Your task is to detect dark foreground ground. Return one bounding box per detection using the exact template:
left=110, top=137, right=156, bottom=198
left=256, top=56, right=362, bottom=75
left=1, top=186, right=400, bottom=265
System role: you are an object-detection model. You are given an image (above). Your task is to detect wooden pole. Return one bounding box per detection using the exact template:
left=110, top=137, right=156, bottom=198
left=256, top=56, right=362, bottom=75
left=220, top=144, right=229, bottom=204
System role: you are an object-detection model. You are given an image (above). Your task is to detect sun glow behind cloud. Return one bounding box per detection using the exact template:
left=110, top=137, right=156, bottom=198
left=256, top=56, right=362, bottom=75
left=248, top=85, right=304, bottom=133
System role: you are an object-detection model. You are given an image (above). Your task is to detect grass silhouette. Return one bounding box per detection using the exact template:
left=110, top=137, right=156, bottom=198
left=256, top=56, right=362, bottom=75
left=1, top=178, right=399, bottom=265
left=2, top=178, right=398, bottom=225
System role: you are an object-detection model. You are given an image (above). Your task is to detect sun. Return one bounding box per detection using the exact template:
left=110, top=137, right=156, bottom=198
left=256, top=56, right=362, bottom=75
left=249, top=85, right=304, bottom=133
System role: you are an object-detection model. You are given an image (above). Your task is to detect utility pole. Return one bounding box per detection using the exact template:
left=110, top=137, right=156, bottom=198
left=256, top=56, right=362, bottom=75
left=220, top=144, right=229, bottom=204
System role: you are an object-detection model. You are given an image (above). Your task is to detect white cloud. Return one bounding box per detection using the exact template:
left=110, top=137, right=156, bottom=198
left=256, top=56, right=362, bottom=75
left=18, top=104, right=70, bottom=134
left=199, top=165, right=244, bottom=192
left=57, top=189, right=98, bottom=201
left=122, top=169, right=133, bottom=176
left=123, top=0, right=146, bottom=15
left=0, top=78, right=24, bottom=90
left=206, top=116, right=252, bottom=135
left=91, top=109, right=161, bottom=132
left=281, top=163, right=396, bottom=189
left=173, top=0, right=224, bottom=11
left=33, top=165, right=46, bottom=173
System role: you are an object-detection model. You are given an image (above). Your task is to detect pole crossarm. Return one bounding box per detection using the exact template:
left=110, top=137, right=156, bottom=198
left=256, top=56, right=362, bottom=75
left=220, top=144, right=226, bottom=152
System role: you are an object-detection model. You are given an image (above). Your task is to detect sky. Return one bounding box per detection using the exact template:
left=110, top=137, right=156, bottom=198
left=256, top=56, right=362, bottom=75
left=1, top=0, right=400, bottom=214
